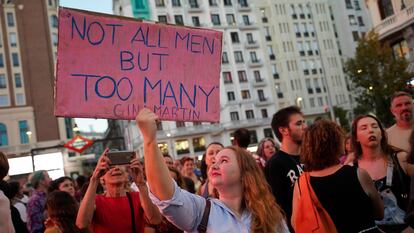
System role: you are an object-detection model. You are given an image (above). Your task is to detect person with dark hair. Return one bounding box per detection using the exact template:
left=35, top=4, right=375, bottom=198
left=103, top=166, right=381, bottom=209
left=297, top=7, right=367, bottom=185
left=27, top=170, right=52, bottom=233
left=135, top=108, right=288, bottom=232
left=76, top=149, right=162, bottom=233
left=198, top=142, right=224, bottom=198
left=265, top=105, right=306, bottom=232
left=48, top=176, right=76, bottom=197
left=292, top=120, right=383, bottom=232
left=180, top=156, right=200, bottom=193
left=352, top=115, right=411, bottom=232
left=232, top=128, right=251, bottom=148
left=0, top=151, right=15, bottom=233
left=44, top=191, right=85, bottom=233
left=9, top=181, right=28, bottom=224
left=387, top=91, right=414, bottom=152
left=162, top=154, right=175, bottom=168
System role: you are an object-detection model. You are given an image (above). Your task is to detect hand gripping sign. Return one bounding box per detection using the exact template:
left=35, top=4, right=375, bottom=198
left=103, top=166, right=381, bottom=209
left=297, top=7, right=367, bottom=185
left=54, top=7, right=222, bottom=122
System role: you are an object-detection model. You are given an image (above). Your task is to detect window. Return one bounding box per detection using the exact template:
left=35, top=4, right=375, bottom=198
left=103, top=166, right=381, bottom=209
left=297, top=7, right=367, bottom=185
left=176, top=121, right=185, bottom=128
left=15, top=73, right=22, bottom=88
left=192, top=16, right=200, bottom=26
left=378, top=0, right=394, bottom=19
left=189, top=0, right=199, bottom=8
left=158, top=142, right=168, bottom=155
left=261, top=109, right=268, bottom=118
left=0, top=123, right=7, bottom=146
left=156, top=121, right=163, bottom=130
left=246, top=33, right=254, bottom=43
left=174, top=15, right=184, bottom=25
left=258, top=89, right=266, bottom=101
left=9, top=33, right=17, bottom=47
left=249, top=130, right=258, bottom=144
left=241, top=90, right=250, bottom=99
left=15, top=93, right=25, bottom=105
left=352, top=31, right=359, bottom=41
left=19, top=120, right=29, bottom=144
left=254, top=70, right=261, bottom=82
left=193, top=137, right=206, bottom=152
left=7, top=13, right=14, bottom=27
left=264, top=128, right=273, bottom=138
left=230, top=32, right=240, bottom=43
left=0, top=95, right=8, bottom=106
left=345, top=0, right=353, bottom=9
left=234, top=51, right=244, bottom=63
left=155, top=0, right=165, bottom=7
left=357, top=16, right=364, bottom=26
left=227, top=91, right=235, bottom=101
left=12, top=53, right=19, bottom=67
left=172, top=0, right=181, bottom=6
left=209, top=0, right=218, bottom=6
left=246, top=110, right=254, bottom=119
left=310, top=97, right=315, bottom=107
left=392, top=40, right=410, bottom=59
left=238, top=71, right=247, bottom=82
left=226, top=14, right=235, bottom=25
left=175, top=139, right=190, bottom=154
left=158, top=15, right=167, bottom=23
left=52, top=33, right=58, bottom=46
left=0, top=74, right=6, bottom=88
left=222, top=52, right=229, bottom=64
left=51, top=15, right=58, bottom=28
left=250, top=51, right=258, bottom=62
left=224, top=0, right=232, bottom=6
left=230, top=112, right=239, bottom=121
left=242, top=15, right=250, bottom=25
left=354, top=0, right=361, bottom=10
left=272, top=64, right=279, bottom=78
left=211, top=14, right=221, bottom=25
left=348, top=15, right=357, bottom=25
left=239, top=0, right=248, bottom=7
left=223, top=71, right=232, bottom=83
left=318, top=97, right=323, bottom=106
left=0, top=54, right=3, bottom=67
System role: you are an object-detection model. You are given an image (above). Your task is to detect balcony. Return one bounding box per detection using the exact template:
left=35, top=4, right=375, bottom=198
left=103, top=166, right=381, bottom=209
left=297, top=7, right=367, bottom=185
left=237, top=3, right=251, bottom=12
left=245, top=41, right=259, bottom=49
left=375, top=4, right=414, bottom=39
left=248, top=59, right=263, bottom=67
left=253, top=78, right=266, bottom=87
left=239, top=22, right=258, bottom=30
left=255, top=98, right=272, bottom=106
left=188, top=3, right=203, bottom=13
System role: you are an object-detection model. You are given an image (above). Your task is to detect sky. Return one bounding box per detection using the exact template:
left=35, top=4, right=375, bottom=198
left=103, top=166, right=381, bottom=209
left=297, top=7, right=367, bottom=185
left=59, top=0, right=113, bottom=133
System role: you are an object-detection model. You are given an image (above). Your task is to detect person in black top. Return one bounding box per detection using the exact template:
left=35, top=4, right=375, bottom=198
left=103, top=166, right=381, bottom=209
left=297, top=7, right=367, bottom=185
left=292, top=120, right=383, bottom=233
left=264, top=106, right=306, bottom=232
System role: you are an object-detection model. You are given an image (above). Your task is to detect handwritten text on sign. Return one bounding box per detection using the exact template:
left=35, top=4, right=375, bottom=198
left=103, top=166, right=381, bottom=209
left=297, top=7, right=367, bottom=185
left=54, top=8, right=222, bottom=122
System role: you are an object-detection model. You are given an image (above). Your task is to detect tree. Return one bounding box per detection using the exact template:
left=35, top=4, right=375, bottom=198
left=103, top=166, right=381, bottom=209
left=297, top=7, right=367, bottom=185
left=345, top=31, right=413, bottom=127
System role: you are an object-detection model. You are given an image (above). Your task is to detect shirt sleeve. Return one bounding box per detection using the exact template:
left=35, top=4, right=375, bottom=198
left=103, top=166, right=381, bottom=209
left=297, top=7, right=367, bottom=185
left=149, top=181, right=206, bottom=232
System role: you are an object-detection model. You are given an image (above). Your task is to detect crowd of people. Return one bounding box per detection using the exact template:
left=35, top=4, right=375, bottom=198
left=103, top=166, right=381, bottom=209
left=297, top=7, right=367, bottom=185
left=1, top=91, right=414, bottom=232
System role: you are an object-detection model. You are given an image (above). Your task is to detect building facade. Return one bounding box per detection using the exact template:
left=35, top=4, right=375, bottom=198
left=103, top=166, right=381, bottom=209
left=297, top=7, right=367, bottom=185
left=113, top=0, right=356, bottom=159
left=0, top=0, right=78, bottom=179
left=365, top=0, right=414, bottom=72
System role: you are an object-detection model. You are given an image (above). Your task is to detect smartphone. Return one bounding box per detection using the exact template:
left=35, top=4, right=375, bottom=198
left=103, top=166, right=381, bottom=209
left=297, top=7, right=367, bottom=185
left=107, top=151, right=136, bottom=166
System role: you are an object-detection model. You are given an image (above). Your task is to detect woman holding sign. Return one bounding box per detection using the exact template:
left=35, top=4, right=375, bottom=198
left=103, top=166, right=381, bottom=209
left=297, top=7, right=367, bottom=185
left=136, top=108, right=288, bottom=233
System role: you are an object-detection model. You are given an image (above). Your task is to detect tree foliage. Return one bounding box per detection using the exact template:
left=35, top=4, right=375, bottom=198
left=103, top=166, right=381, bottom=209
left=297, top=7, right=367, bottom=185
left=345, top=31, right=413, bottom=127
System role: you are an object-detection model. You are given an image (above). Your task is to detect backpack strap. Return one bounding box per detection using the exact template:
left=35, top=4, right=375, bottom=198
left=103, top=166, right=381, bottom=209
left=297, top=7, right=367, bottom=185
left=126, top=192, right=137, bottom=233
left=197, top=198, right=211, bottom=233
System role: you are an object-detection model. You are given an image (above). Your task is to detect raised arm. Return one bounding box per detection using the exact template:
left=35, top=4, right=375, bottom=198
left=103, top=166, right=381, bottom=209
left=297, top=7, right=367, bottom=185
left=136, top=108, right=174, bottom=200
left=357, top=168, right=384, bottom=220
left=76, top=149, right=110, bottom=229
left=130, top=158, right=162, bottom=224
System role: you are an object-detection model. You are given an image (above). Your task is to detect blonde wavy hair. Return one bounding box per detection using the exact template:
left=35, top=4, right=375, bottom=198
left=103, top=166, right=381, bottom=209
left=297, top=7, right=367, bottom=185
left=227, top=146, right=286, bottom=233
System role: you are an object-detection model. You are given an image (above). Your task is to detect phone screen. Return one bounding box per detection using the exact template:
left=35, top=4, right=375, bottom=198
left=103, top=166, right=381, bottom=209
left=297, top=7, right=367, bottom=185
left=107, top=151, right=135, bottom=166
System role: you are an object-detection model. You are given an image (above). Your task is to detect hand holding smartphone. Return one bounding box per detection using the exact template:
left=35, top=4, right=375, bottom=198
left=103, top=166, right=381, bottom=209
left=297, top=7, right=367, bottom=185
left=106, top=151, right=136, bottom=166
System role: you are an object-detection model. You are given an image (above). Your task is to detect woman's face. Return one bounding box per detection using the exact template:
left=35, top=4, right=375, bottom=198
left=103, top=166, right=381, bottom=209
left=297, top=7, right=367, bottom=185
left=356, top=117, right=382, bottom=148
left=208, top=149, right=241, bottom=188
left=59, top=179, right=75, bottom=197
left=263, top=140, right=276, bottom=160
left=103, top=166, right=129, bottom=186
left=205, top=144, right=223, bottom=167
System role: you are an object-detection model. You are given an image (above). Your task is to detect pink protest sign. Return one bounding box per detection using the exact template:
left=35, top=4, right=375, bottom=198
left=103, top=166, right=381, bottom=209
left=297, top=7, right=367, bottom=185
left=54, top=7, right=222, bottom=122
